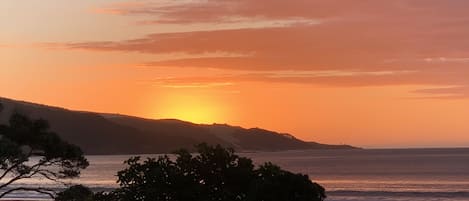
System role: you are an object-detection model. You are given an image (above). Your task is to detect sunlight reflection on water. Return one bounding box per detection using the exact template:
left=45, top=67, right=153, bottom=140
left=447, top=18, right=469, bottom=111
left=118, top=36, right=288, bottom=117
left=2, top=148, right=469, bottom=201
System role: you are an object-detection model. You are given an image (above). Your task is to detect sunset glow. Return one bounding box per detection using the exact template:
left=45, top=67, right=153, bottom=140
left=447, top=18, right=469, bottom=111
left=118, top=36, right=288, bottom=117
left=151, top=92, right=228, bottom=124
left=2, top=0, right=469, bottom=148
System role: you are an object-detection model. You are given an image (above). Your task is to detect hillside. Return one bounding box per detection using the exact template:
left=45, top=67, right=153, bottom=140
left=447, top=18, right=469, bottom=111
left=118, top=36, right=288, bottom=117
left=0, top=97, right=356, bottom=154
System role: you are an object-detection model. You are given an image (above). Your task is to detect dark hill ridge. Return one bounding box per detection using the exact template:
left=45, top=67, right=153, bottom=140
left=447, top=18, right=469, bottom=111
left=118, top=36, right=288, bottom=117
left=0, top=97, right=357, bottom=154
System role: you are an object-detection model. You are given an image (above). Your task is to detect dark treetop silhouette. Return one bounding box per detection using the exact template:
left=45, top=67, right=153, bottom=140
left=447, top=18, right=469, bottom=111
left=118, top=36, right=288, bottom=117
left=83, top=144, right=326, bottom=201
left=0, top=102, right=89, bottom=198
left=56, top=185, right=95, bottom=201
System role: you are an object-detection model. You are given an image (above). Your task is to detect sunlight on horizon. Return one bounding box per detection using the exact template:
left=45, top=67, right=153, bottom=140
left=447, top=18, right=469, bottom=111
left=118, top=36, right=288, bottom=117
left=2, top=0, right=469, bottom=147
left=150, top=94, right=225, bottom=124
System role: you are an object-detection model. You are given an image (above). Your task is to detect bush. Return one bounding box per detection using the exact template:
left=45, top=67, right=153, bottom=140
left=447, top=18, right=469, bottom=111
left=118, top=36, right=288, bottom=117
left=56, top=144, right=326, bottom=201
left=56, top=185, right=94, bottom=201
left=109, top=144, right=326, bottom=201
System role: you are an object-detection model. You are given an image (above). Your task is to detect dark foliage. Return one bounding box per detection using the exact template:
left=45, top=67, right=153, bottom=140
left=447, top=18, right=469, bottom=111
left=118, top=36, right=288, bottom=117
left=56, top=185, right=94, bottom=201
left=248, top=163, right=326, bottom=201
left=0, top=102, right=89, bottom=198
left=103, top=144, right=325, bottom=201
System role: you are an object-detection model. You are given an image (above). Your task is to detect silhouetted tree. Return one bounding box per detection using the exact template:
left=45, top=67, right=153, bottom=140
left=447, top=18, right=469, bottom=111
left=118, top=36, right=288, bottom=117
left=107, top=144, right=325, bottom=201
left=0, top=102, right=89, bottom=198
left=248, top=163, right=326, bottom=201
left=93, top=191, right=120, bottom=201
left=56, top=185, right=94, bottom=201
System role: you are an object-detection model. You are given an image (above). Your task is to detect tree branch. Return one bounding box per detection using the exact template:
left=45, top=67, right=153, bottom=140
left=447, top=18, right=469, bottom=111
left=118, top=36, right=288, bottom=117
left=0, top=162, right=20, bottom=181
left=0, top=173, right=28, bottom=190
left=0, top=158, right=73, bottom=193
left=0, top=149, right=32, bottom=181
left=0, top=187, right=56, bottom=199
left=0, top=159, right=49, bottom=190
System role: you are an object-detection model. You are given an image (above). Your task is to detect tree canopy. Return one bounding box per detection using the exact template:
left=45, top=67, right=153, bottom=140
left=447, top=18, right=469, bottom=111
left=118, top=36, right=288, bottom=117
left=96, top=144, right=325, bottom=201
left=0, top=102, right=89, bottom=198
left=56, top=185, right=95, bottom=201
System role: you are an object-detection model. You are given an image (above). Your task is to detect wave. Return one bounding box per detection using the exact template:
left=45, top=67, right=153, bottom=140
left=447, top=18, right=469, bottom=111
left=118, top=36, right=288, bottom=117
left=328, top=190, right=469, bottom=198
left=0, top=187, right=115, bottom=200
left=4, top=188, right=469, bottom=199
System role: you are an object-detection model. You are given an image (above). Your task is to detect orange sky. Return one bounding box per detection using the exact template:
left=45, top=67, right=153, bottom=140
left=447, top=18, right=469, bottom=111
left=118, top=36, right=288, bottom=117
left=2, top=0, right=469, bottom=148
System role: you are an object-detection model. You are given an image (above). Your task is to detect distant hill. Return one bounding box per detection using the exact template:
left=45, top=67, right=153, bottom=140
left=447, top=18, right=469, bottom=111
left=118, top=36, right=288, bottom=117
left=0, top=97, right=357, bottom=154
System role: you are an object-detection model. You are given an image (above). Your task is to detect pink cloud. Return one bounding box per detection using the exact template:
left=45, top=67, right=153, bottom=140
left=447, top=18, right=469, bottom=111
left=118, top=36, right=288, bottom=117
left=413, top=86, right=469, bottom=99
left=64, top=0, right=469, bottom=97
left=97, top=0, right=469, bottom=25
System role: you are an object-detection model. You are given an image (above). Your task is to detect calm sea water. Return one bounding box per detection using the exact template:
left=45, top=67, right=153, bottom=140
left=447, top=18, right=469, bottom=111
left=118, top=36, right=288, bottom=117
left=3, top=148, right=469, bottom=201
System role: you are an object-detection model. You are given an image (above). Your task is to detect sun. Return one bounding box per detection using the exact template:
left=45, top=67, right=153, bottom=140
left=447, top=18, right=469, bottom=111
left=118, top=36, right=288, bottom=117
left=151, top=93, right=223, bottom=124
left=168, top=105, right=217, bottom=124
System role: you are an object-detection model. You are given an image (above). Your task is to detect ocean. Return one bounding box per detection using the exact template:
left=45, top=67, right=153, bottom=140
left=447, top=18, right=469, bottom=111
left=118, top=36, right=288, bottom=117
left=2, top=148, right=469, bottom=201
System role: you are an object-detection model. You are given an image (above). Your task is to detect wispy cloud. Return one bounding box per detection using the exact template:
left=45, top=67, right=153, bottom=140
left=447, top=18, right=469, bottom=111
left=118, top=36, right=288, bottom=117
left=160, top=82, right=234, bottom=89
left=95, top=0, right=331, bottom=23
left=55, top=0, right=469, bottom=98
left=147, top=70, right=419, bottom=86
left=423, top=57, right=469, bottom=63
left=413, top=86, right=469, bottom=98
left=263, top=70, right=415, bottom=78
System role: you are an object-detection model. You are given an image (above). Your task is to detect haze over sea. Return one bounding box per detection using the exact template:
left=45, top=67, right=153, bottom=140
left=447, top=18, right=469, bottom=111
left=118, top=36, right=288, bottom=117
left=3, top=148, right=469, bottom=201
